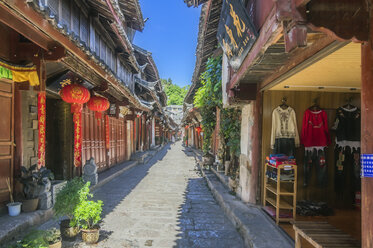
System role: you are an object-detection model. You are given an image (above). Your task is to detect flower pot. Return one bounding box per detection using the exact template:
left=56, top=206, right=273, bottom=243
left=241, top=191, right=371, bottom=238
left=81, top=228, right=100, bottom=244
left=22, top=198, right=39, bottom=212
left=60, top=219, right=79, bottom=240
left=7, top=202, right=22, bottom=216
left=48, top=240, right=62, bottom=248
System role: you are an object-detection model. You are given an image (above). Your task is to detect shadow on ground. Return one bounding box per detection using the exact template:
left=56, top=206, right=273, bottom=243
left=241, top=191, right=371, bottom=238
left=172, top=149, right=244, bottom=248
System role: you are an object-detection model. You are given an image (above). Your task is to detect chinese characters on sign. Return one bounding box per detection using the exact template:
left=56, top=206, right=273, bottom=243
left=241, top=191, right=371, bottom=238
left=361, top=154, right=373, bottom=177
left=217, top=0, right=258, bottom=70
left=73, top=112, right=82, bottom=167
left=37, top=92, right=46, bottom=169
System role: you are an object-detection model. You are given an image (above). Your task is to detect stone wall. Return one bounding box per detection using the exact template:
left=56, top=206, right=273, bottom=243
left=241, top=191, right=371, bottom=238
left=21, top=90, right=38, bottom=168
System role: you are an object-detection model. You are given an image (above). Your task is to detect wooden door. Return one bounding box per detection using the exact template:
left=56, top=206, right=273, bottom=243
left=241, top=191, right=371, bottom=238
left=0, top=79, right=14, bottom=206
left=82, top=107, right=106, bottom=171
left=126, top=121, right=131, bottom=160
left=109, top=117, right=117, bottom=166
left=118, top=118, right=125, bottom=163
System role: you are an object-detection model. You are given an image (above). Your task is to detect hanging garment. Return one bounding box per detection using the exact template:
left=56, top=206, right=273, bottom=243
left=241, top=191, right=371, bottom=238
left=333, top=106, right=361, bottom=148
left=274, top=138, right=296, bottom=156
left=301, top=109, right=331, bottom=148
left=304, top=148, right=327, bottom=188
left=334, top=146, right=361, bottom=204
left=271, top=106, right=300, bottom=155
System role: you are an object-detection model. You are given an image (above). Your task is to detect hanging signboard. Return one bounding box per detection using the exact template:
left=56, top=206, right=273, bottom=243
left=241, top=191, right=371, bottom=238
left=361, top=154, right=373, bottom=177
left=217, top=0, right=258, bottom=70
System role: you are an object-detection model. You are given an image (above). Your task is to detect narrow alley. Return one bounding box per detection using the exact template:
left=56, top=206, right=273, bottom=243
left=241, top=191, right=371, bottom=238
left=38, top=142, right=244, bottom=248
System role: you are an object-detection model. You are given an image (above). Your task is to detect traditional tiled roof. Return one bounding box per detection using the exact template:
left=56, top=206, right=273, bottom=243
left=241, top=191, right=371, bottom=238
left=184, top=0, right=222, bottom=103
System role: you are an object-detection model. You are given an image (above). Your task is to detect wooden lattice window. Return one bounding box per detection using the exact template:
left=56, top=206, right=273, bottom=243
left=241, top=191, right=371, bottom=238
left=71, top=2, right=79, bottom=35
left=100, top=39, right=106, bottom=62
left=95, top=33, right=100, bottom=56
left=60, top=0, right=71, bottom=28
left=47, top=0, right=59, bottom=18
left=80, top=14, right=89, bottom=45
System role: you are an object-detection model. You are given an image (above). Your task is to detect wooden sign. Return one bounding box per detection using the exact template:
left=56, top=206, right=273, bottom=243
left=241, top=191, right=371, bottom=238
left=217, top=0, right=257, bottom=70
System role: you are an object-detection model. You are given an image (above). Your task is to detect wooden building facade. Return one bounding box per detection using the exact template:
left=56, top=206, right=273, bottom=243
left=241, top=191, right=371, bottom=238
left=0, top=0, right=171, bottom=211
left=186, top=0, right=372, bottom=245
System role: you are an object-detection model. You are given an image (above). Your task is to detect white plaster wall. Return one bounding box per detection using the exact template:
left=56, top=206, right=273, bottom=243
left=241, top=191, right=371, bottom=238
left=222, top=54, right=230, bottom=108
left=239, top=103, right=255, bottom=202
left=151, top=118, right=155, bottom=147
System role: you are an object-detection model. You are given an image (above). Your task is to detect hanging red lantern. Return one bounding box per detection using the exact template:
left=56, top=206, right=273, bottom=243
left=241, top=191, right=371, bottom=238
left=196, top=127, right=202, bottom=133
left=60, top=84, right=90, bottom=113
left=59, top=84, right=90, bottom=167
left=185, top=125, right=189, bottom=129
left=87, top=95, right=110, bottom=119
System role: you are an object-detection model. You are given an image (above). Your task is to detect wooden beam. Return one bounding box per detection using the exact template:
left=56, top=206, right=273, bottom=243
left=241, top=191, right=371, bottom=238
left=259, top=36, right=345, bottom=91
left=0, top=3, right=51, bottom=51
left=230, top=83, right=257, bottom=101
left=305, top=0, right=369, bottom=42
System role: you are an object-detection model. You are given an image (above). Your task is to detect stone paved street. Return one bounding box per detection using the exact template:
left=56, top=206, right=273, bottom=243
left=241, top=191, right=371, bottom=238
left=60, top=142, right=244, bottom=247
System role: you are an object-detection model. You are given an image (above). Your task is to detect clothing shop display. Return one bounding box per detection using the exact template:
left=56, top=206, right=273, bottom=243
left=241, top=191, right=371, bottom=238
left=334, top=106, right=361, bottom=148
left=271, top=106, right=300, bottom=156
left=266, top=154, right=296, bottom=168
left=301, top=109, right=331, bottom=148
left=333, top=105, right=361, bottom=199
left=334, top=146, right=361, bottom=194
left=304, top=148, right=327, bottom=187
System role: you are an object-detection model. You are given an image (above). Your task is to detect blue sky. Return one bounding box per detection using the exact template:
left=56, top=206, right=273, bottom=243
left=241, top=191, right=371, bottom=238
left=134, top=1, right=201, bottom=87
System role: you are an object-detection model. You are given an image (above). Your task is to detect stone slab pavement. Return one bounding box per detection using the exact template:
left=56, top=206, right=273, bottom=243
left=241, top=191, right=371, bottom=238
left=32, top=142, right=245, bottom=248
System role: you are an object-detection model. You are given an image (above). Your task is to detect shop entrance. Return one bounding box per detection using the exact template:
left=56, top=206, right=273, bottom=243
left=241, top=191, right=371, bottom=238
left=261, top=42, right=362, bottom=244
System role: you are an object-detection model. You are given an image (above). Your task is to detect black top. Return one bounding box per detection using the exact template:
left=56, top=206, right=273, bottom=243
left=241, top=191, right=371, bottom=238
left=335, top=107, right=361, bottom=142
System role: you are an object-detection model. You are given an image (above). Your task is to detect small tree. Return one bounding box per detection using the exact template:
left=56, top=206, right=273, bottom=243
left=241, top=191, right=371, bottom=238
left=74, top=200, right=103, bottom=230
left=53, top=178, right=90, bottom=227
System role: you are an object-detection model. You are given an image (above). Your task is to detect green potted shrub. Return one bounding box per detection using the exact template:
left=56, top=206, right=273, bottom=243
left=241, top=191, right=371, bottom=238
left=10, top=230, right=49, bottom=248
left=53, top=178, right=88, bottom=240
left=74, top=199, right=103, bottom=244
left=44, top=228, right=62, bottom=248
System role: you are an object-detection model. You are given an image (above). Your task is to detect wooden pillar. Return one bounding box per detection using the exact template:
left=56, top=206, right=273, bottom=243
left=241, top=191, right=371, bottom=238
left=361, top=37, right=373, bottom=247
left=250, top=90, right=263, bottom=204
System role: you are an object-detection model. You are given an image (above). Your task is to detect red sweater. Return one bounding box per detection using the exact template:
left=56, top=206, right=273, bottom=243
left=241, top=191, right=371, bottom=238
left=301, top=109, right=331, bottom=147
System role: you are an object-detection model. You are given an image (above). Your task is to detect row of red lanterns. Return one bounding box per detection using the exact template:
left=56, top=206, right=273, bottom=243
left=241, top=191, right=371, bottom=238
left=59, top=83, right=110, bottom=168
left=60, top=83, right=110, bottom=116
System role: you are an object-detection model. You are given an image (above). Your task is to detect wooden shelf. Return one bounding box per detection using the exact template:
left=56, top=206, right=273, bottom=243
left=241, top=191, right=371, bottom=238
left=266, top=185, right=294, bottom=195
left=268, top=176, right=294, bottom=183
left=263, top=161, right=297, bottom=224
left=266, top=163, right=296, bottom=170
left=266, top=195, right=294, bottom=209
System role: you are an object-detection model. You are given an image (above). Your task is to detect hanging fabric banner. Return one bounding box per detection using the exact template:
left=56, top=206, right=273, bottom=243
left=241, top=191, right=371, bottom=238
left=0, top=60, right=40, bottom=86
left=37, top=92, right=46, bottom=168
left=73, top=112, right=82, bottom=167
left=105, top=115, right=110, bottom=150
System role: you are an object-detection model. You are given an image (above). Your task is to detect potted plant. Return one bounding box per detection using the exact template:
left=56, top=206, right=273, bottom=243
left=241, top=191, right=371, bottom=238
left=20, top=165, right=52, bottom=212
left=44, top=228, right=62, bottom=248
left=53, top=178, right=87, bottom=240
left=74, top=199, right=103, bottom=244
left=9, top=230, right=49, bottom=248
left=6, top=177, right=22, bottom=217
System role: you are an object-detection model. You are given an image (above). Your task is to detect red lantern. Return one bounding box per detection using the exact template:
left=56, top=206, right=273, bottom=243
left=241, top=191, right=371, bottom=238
left=185, top=125, right=189, bottom=129
left=60, top=84, right=90, bottom=113
left=87, top=95, right=110, bottom=119
left=59, top=84, right=90, bottom=167
left=196, top=127, right=202, bottom=133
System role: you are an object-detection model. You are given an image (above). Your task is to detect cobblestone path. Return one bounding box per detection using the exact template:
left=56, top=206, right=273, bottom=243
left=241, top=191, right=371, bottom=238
left=51, top=142, right=244, bottom=248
